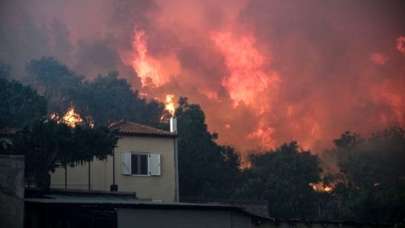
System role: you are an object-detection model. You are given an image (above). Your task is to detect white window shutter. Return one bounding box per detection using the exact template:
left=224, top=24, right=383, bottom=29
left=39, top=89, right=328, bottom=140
left=148, top=154, right=161, bottom=176
left=121, top=152, right=131, bottom=175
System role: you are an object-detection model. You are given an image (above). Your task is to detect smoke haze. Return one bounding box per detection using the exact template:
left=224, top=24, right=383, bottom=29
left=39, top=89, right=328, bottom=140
left=1, top=0, right=404, bottom=154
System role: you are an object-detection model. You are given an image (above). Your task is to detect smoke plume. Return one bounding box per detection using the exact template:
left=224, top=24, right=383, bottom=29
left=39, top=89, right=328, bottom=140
left=1, top=0, right=404, bottom=154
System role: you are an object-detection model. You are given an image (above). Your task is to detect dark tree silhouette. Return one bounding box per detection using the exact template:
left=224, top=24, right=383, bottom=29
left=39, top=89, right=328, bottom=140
left=235, top=142, right=322, bottom=219
left=175, top=97, right=241, bottom=201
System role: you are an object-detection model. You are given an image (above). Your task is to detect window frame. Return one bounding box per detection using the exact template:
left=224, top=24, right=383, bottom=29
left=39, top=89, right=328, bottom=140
left=130, top=152, right=149, bottom=176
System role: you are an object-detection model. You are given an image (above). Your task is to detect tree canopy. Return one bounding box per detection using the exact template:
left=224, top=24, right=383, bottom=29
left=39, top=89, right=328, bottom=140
left=175, top=97, right=241, bottom=200
left=26, top=57, right=82, bottom=113
left=12, top=120, right=118, bottom=190
left=235, top=142, right=322, bottom=219
left=26, top=57, right=164, bottom=127
left=2, top=57, right=404, bottom=223
left=330, top=128, right=405, bottom=222
left=0, top=77, right=47, bottom=128
left=75, top=71, right=163, bottom=126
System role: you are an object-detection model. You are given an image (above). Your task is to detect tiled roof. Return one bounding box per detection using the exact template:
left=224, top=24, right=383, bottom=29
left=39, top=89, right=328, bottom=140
left=109, top=121, right=175, bottom=138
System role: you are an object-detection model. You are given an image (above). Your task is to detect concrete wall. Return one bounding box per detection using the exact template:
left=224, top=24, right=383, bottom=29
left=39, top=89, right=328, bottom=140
left=117, top=208, right=252, bottom=228
left=50, top=136, right=177, bottom=202
left=0, top=154, right=24, bottom=228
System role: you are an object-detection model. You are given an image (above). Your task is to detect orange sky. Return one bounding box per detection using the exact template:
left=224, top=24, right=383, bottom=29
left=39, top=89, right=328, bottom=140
left=1, top=0, right=404, bottom=154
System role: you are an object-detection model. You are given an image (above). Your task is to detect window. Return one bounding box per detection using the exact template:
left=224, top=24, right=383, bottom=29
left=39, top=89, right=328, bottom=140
left=131, top=154, right=148, bottom=175
left=121, top=152, right=161, bottom=176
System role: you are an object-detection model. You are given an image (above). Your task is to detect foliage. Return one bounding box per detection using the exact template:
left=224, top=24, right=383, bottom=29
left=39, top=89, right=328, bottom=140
left=235, top=142, right=322, bottom=219
left=12, top=120, right=118, bottom=190
left=74, top=71, right=164, bottom=126
left=175, top=97, right=241, bottom=200
left=26, top=57, right=82, bottom=113
left=331, top=128, right=405, bottom=223
left=0, top=77, right=47, bottom=129
left=25, top=57, right=164, bottom=127
left=3, top=57, right=404, bottom=223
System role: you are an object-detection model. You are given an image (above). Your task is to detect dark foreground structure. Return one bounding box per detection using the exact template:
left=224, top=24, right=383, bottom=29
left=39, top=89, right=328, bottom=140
left=25, top=193, right=266, bottom=228
left=0, top=154, right=25, bottom=228
left=24, top=191, right=397, bottom=228
left=1, top=153, right=401, bottom=228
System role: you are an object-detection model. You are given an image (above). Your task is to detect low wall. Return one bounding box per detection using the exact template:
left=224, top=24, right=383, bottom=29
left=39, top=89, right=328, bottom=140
left=0, top=154, right=25, bottom=228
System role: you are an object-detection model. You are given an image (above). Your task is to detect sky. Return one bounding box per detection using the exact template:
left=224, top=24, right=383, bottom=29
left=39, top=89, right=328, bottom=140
left=1, top=0, right=404, bottom=154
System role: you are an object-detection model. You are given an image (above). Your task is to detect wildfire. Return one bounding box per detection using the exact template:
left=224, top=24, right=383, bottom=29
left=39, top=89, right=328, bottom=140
left=247, top=124, right=275, bottom=149
left=310, top=182, right=334, bottom=193
left=50, top=106, right=83, bottom=128
left=122, top=16, right=404, bottom=154
left=130, top=30, right=180, bottom=87
left=211, top=31, right=280, bottom=109
left=131, top=30, right=161, bottom=87
left=165, top=94, right=176, bottom=116
left=62, top=107, right=83, bottom=128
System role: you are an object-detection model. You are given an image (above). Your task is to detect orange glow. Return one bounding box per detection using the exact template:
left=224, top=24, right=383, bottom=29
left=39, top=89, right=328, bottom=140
left=118, top=7, right=404, bottom=155
left=131, top=30, right=165, bottom=87
left=310, top=182, right=334, bottom=193
left=62, top=107, right=83, bottom=128
left=247, top=123, right=275, bottom=149
left=130, top=30, right=181, bottom=88
left=211, top=31, right=280, bottom=108
left=370, top=53, right=388, bottom=65
left=165, top=94, right=176, bottom=116
left=211, top=30, right=282, bottom=149
left=132, top=30, right=160, bottom=86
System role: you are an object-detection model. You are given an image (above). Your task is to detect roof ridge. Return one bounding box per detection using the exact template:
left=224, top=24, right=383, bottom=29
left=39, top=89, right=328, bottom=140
left=109, top=120, right=175, bottom=138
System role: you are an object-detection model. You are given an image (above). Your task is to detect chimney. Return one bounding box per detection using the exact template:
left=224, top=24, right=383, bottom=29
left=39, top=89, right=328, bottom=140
left=170, top=117, right=177, bottom=133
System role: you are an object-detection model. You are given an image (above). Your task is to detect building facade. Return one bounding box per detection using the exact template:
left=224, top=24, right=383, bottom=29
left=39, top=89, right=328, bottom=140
left=50, top=121, right=179, bottom=202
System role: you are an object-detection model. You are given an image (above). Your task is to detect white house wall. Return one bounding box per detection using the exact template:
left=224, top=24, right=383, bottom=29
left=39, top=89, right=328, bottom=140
left=50, top=136, right=177, bottom=202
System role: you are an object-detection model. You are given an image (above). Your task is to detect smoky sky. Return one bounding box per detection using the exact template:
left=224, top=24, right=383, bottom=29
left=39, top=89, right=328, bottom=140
left=1, top=0, right=404, bottom=154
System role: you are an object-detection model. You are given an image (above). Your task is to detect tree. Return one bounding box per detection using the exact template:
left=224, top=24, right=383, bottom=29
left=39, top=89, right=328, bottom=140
left=75, top=71, right=164, bottom=126
left=12, top=120, right=118, bottom=191
left=26, top=57, right=83, bottom=113
left=0, top=77, right=47, bottom=129
left=235, top=142, right=322, bottom=219
left=333, top=127, right=405, bottom=223
left=175, top=97, right=241, bottom=200
left=26, top=57, right=164, bottom=127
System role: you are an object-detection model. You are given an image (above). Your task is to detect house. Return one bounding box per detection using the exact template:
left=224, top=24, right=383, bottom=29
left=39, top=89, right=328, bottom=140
left=50, top=119, right=179, bottom=202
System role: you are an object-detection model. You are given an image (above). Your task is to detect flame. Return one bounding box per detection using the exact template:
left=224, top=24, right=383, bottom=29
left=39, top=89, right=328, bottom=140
left=165, top=94, right=176, bottom=116
left=130, top=30, right=180, bottom=87
left=121, top=16, right=404, bottom=154
left=211, top=31, right=280, bottom=110
left=62, top=107, right=83, bottom=128
left=211, top=30, right=281, bottom=149
left=310, top=182, right=334, bottom=193
left=131, top=30, right=163, bottom=87
left=247, top=124, right=275, bottom=149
